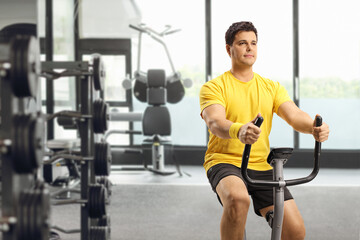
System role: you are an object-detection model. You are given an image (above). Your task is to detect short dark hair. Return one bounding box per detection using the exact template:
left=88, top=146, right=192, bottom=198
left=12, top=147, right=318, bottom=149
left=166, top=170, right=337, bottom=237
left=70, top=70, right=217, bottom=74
left=225, top=21, right=258, bottom=46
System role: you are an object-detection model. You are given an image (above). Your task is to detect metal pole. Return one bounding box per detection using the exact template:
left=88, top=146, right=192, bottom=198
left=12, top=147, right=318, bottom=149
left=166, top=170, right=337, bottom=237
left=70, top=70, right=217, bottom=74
left=45, top=0, right=54, bottom=140
left=205, top=0, right=212, bottom=143
left=293, top=0, right=300, bottom=149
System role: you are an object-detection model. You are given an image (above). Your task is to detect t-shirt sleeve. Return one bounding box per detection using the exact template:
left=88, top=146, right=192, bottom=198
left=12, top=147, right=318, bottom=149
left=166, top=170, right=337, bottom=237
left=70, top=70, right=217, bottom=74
left=273, top=82, right=292, bottom=114
left=199, top=81, right=226, bottom=118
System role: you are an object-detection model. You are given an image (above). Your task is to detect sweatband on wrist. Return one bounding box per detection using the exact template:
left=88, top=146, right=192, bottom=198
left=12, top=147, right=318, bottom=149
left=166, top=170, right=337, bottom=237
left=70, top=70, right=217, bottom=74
left=229, top=123, right=244, bottom=139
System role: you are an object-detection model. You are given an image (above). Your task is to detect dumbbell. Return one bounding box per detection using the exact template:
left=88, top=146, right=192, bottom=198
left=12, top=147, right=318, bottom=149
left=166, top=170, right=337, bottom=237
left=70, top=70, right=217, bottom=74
left=52, top=184, right=108, bottom=219
left=47, top=98, right=109, bottom=134
left=44, top=142, right=112, bottom=176
left=0, top=181, right=50, bottom=240
left=41, top=53, right=105, bottom=91
left=0, top=113, right=45, bottom=173
left=0, top=35, right=40, bottom=98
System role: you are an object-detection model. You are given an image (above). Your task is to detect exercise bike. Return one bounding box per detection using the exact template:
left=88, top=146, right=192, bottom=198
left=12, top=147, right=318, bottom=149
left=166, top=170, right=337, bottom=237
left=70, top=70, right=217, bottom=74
left=241, top=116, right=322, bottom=240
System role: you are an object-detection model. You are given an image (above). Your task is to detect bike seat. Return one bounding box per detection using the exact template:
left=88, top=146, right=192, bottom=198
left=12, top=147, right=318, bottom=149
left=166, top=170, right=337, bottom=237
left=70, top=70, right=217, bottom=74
left=267, top=148, right=293, bottom=165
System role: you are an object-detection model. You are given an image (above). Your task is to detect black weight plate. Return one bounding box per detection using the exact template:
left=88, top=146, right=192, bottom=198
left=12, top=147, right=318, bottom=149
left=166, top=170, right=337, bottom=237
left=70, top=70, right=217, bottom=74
left=98, top=185, right=107, bottom=217
left=13, top=115, right=33, bottom=173
left=24, top=191, right=32, bottom=239
left=94, top=143, right=104, bottom=176
left=98, top=214, right=111, bottom=228
left=10, top=36, right=39, bottom=97
left=29, top=191, right=38, bottom=239
left=28, top=116, right=44, bottom=169
left=10, top=36, right=24, bottom=96
left=92, top=55, right=105, bottom=91
left=34, top=190, right=43, bottom=239
left=105, top=143, right=111, bottom=176
left=88, top=185, right=98, bottom=218
left=89, top=185, right=106, bottom=218
left=97, top=176, right=112, bottom=202
left=17, top=191, right=26, bottom=239
left=95, top=142, right=110, bottom=176
left=94, top=143, right=102, bottom=176
left=27, top=36, right=40, bottom=96
left=93, top=99, right=102, bottom=134
left=103, top=102, right=109, bottom=133
left=22, top=115, right=33, bottom=172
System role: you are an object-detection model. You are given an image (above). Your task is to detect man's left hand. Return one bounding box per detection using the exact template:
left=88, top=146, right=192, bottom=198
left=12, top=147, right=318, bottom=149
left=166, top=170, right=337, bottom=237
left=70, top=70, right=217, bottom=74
left=312, top=114, right=330, bottom=142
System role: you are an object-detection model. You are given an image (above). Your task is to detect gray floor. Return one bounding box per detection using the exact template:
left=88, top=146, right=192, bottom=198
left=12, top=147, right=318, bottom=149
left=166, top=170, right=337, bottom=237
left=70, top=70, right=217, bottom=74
left=51, top=166, right=360, bottom=240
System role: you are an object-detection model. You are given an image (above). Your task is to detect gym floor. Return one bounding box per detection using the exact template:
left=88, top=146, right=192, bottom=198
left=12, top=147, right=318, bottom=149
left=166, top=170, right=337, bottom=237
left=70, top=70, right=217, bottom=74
left=50, top=165, right=360, bottom=240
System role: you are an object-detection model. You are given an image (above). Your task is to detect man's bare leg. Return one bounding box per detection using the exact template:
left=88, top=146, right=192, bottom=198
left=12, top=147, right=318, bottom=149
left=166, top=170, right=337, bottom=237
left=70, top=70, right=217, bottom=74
left=259, top=199, right=305, bottom=240
left=216, top=175, right=250, bottom=240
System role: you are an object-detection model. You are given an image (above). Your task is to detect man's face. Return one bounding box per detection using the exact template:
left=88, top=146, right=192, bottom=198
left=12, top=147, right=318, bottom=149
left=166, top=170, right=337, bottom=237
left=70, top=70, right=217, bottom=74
left=226, top=31, right=257, bottom=67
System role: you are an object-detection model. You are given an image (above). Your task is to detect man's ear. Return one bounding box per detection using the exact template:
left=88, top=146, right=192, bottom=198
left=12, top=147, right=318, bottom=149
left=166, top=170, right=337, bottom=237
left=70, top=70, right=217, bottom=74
left=226, top=44, right=231, bottom=57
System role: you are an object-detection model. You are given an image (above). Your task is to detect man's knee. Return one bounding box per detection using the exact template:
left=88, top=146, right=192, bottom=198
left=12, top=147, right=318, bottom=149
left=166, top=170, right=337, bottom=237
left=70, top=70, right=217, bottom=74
left=222, top=191, right=250, bottom=223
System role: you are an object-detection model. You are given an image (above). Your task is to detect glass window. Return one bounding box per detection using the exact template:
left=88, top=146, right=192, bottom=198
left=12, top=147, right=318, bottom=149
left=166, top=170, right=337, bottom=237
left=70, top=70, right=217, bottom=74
left=131, top=0, right=206, bottom=146
left=299, top=0, right=360, bottom=149
left=79, top=0, right=141, bottom=38
left=211, top=0, right=293, bottom=148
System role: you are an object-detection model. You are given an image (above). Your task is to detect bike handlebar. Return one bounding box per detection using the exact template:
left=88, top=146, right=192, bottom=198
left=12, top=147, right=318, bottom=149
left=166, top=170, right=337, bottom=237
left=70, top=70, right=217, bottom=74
left=241, top=116, right=323, bottom=187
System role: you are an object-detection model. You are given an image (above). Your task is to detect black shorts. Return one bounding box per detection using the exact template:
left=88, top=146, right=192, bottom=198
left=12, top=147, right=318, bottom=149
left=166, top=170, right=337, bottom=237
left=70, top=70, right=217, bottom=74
left=207, top=163, right=293, bottom=216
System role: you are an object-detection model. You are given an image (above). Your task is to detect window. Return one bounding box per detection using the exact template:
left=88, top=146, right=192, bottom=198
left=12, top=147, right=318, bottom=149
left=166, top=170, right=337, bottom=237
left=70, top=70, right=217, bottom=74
left=299, top=0, right=360, bottom=149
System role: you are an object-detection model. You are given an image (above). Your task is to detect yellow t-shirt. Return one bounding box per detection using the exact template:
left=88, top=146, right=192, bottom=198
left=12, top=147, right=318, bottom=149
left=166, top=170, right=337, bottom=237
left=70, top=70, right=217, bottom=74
left=199, top=71, right=292, bottom=172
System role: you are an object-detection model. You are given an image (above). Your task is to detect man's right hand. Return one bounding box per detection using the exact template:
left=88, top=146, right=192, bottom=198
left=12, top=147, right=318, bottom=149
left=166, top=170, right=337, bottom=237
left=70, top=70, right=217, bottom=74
left=238, top=113, right=262, bottom=144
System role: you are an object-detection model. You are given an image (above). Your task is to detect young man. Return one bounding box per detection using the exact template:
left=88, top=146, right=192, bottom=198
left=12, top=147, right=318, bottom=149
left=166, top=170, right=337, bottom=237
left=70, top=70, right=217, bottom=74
left=199, top=21, right=330, bottom=240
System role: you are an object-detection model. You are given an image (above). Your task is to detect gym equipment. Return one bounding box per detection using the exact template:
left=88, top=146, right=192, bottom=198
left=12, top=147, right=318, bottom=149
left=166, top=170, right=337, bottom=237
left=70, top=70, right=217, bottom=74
left=11, top=113, right=45, bottom=173
left=0, top=35, right=40, bottom=98
left=124, top=23, right=192, bottom=103
left=0, top=34, right=51, bottom=240
left=241, top=116, right=322, bottom=240
left=41, top=54, right=106, bottom=91
left=52, top=184, right=108, bottom=219
left=47, top=98, right=109, bottom=134
left=96, top=176, right=112, bottom=203
left=44, top=142, right=112, bottom=176
left=90, top=226, right=110, bottom=240
left=140, top=69, right=175, bottom=175
left=0, top=181, right=50, bottom=240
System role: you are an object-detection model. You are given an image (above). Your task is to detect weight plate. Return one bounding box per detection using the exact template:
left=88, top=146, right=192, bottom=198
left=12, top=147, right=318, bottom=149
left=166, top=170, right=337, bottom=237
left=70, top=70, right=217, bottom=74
left=88, top=185, right=97, bottom=218
left=88, top=185, right=107, bottom=218
left=92, top=54, right=105, bottom=91
left=94, top=143, right=111, bottom=176
left=90, top=226, right=109, bottom=240
left=97, top=176, right=112, bottom=203
left=17, top=191, right=27, bottom=239
left=12, top=115, right=33, bottom=173
left=10, top=35, right=40, bottom=97
left=93, top=99, right=108, bottom=134
left=28, top=116, right=45, bottom=169
left=98, top=214, right=111, bottom=228
left=93, top=99, right=102, bottom=134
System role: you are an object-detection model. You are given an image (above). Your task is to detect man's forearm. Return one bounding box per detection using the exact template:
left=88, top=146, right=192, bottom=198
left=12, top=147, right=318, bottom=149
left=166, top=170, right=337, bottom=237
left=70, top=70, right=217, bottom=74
left=208, top=118, right=234, bottom=139
left=290, top=110, right=313, bottom=134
